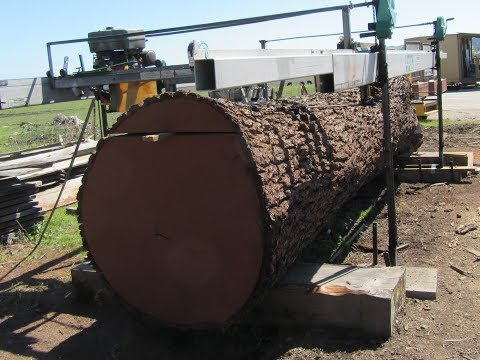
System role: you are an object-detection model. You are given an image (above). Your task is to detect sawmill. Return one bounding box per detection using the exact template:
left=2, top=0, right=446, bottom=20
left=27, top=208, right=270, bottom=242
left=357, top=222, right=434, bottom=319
left=1, top=0, right=477, bottom=338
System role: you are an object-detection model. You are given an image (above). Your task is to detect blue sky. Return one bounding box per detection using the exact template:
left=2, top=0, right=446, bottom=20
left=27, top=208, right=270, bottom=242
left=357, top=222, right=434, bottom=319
left=1, top=0, right=478, bottom=79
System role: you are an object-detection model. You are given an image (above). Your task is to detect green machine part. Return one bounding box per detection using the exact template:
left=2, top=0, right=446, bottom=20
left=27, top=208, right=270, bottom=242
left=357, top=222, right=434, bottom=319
left=376, top=0, right=397, bottom=39
left=434, top=16, right=447, bottom=41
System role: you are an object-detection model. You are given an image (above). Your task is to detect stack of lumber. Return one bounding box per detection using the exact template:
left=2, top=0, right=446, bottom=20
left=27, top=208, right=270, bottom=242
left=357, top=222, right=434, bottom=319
left=0, top=140, right=97, bottom=241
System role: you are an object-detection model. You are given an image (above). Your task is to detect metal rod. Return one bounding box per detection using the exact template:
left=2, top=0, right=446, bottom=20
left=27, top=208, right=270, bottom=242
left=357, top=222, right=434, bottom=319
left=435, top=41, right=444, bottom=168
left=372, top=222, right=378, bottom=266
left=47, top=2, right=373, bottom=46
left=263, top=29, right=367, bottom=43
left=342, top=7, right=352, bottom=49
left=47, top=43, right=54, bottom=82
left=262, top=18, right=454, bottom=45
left=100, top=103, right=108, bottom=137
left=79, top=55, right=85, bottom=72
left=378, top=38, right=398, bottom=267
left=259, top=40, right=268, bottom=100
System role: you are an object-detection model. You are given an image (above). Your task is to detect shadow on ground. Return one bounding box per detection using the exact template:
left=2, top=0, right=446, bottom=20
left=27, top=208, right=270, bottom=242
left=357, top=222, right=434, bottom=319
left=0, top=247, right=387, bottom=359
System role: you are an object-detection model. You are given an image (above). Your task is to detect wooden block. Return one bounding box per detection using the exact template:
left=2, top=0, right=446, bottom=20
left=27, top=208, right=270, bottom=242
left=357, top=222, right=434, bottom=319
left=71, top=262, right=114, bottom=305
left=395, top=166, right=476, bottom=183
left=249, top=264, right=405, bottom=337
left=142, top=134, right=160, bottom=142
left=405, top=267, right=437, bottom=300
left=397, top=152, right=473, bottom=167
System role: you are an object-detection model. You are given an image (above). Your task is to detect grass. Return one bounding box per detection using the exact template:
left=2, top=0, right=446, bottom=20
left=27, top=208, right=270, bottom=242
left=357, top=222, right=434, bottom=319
left=0, top=208, right=85, bottom=265
left=35, top=208, right=83, bottom=250
left=419, top=117, right=476, bottom=128
left=275, top=83, right=316, bottom=98
left=0, top=100, right=121, bottom=154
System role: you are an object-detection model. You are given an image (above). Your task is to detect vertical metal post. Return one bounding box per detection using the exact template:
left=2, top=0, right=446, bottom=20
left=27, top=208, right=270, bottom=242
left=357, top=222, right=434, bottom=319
left=79, top=55, right=85, bottom=72
left=92, top=100, right=97, bottom=140
left=100, top=104, right=108, bottom=137
left=435, top=41, right=444, bottom=168
left=259, top=40, right=269, bottom=100
left=372, top=222, right=378, bottom=265
left=47, top=43, right=55, bottom=87
left=342, top=6, right=352, bottom=49
left=378, top=38, right=398, bottom=266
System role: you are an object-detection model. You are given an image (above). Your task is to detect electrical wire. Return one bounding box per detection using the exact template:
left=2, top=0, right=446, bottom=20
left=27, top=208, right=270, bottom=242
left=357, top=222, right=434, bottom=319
left=0, top=99, right=95, bottom=283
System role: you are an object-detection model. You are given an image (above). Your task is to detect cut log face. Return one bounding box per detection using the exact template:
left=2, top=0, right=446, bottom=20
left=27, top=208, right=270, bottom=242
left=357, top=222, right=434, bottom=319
left=78, top=77, right=421, bottom=327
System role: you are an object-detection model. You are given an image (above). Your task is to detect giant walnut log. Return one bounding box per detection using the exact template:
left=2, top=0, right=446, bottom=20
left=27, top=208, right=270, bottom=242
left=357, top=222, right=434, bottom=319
left=78, top=77, right=421, bottom=327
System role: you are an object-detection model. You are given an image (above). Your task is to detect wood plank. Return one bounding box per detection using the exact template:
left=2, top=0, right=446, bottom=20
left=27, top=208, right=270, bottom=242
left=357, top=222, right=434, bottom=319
left=397, top=152, right=473, bottom=167
left=0, top=181, right=42, bottom=197
left=0, top=212, right=43, bottom=231
left=395, top=166, right=477, bottom=183
left=0, top=220, right=41, bottom=237
left=0, top=167, right=43, bottom=177
left=0, top=194, right=35, bottom=211
left=16, top=154, right=91, bottom=182
left=35, top=176, right=83, bottom=212
left=0, top=206, right=42, bottom=225
left=0, top=188, right=39, bottom=204
left=0, top=142, right=66, bottom=161
left=0, top=201, right=39, bottom=218
left=0, top=140, right=97, bottom=171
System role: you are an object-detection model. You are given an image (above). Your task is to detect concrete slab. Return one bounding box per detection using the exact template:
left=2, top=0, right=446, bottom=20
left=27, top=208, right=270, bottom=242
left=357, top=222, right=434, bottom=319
left=405, top=267, right=437, bottom=300
left=252, top=264, right=406, bottom=337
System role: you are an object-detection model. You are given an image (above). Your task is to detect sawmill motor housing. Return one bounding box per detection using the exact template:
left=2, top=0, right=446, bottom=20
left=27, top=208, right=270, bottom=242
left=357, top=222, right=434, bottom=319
left=88, top=27, right=157, bottom=69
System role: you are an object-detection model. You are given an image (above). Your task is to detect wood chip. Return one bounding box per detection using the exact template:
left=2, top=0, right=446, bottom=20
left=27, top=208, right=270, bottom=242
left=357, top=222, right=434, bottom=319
left=466, top=248, right=480, bottom=260
left=455, top=223, right=477, bottom=235
left=449, top=263, right=470, bottom=276
left=396, top=243, right=410, bottom=251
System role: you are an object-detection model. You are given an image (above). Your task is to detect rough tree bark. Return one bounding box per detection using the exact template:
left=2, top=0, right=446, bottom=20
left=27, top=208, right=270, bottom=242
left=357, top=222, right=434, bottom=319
left=78, top=76, right=421, bottom=327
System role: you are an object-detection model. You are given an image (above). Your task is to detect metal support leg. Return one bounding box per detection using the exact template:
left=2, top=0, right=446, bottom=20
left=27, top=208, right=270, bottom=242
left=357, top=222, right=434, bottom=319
left=342, top=7, right=352, bottom=49
left=435, top=41, right=444, bottom=168
left=260, top=40, right=268, bottom=100
left=100, top=104, right=108, bottom=137
left=277, top=80, right=285, bottom=99
left=378, top=39, right=398, bottom=267
left=372, top=222, right=378, bottom=266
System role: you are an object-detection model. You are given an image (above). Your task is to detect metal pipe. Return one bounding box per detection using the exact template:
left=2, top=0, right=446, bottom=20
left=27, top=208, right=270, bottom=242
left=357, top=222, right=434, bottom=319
left=259, top=40, right=269, bottom=100
left=342, top=7, right=352, bottom=49
left=372, top=222, right=378, bottom=266
left=435, top=41, right=444, bottom=168
left=47, top=43, right=54, bottom=83
left=100, top=104, right=108, bottom=137
left=378, top=38, right=398, bottom=267
left=47, top=2, right=373, bottom=47
left=263, top=29, right=367, bottom=44
left=79, top=55, right=85, bottom=72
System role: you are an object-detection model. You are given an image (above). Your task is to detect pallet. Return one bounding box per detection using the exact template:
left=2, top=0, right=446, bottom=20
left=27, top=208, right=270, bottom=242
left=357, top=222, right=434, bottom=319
left=395, top=151, right=477, bottom=183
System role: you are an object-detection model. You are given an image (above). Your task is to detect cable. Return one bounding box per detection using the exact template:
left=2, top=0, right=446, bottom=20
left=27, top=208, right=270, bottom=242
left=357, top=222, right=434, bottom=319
left=263, top=29, right=368, bottom=43
left=0, top=99, right=95, bottom=283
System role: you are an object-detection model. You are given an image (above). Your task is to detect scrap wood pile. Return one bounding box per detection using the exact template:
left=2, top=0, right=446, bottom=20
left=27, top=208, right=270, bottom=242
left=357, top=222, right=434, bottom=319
left=0, top=140, right=97, bottom=242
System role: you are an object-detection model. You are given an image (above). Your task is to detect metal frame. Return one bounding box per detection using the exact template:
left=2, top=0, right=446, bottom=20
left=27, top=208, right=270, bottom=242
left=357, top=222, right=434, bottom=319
left=45, top=2, right=373, bottom=79
left=53, top=65, right=194, bottom=89
left=194, top=50, right=436, bottom=92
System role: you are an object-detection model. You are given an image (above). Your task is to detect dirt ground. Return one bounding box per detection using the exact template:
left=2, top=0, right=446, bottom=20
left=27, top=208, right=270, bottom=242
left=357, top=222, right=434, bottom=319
left=1, top=122, right=479, bottom=360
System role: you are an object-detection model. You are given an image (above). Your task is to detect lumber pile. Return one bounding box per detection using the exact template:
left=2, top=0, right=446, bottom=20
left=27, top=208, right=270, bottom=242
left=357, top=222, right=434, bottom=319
left=0, top=140, right=96, bottom=242
left=79, top=77, right=422, bottom=327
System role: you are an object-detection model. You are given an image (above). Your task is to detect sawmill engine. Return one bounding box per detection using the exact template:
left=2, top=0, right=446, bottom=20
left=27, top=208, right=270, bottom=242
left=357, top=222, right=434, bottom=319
left=87, top=27, right=162, bottom=112
left=88, top=27, right=157, bottom=70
